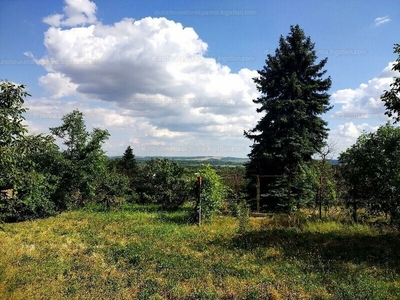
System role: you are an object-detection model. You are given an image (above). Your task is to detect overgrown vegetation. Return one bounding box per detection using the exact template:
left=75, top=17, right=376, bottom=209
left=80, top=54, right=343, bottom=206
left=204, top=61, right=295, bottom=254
left=339, top=123, right=400, bottom=225
left=0, top=206, right=399, bottom=299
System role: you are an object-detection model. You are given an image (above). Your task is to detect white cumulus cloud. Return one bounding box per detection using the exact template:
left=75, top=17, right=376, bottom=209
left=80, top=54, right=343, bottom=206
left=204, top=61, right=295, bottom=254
left=43, top=0, right=97, bottom=27
left=330, top=122, right=379, bottom=155
left=28, top=0, right=398, bottom=158
left=38, top=73, right=78, bottom=98
left=330, top=61, right=399, bottom=121
left=35, top=6, right=260, bottom=156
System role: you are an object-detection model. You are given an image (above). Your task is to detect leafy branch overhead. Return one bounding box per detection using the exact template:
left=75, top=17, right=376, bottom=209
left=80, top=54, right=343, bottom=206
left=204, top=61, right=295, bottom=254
left=381, top=44, right=400, bottom=122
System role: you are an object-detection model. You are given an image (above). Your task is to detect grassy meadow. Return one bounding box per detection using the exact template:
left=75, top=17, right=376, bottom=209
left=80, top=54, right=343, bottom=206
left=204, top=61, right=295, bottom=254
left=0, top=205, right=399, bottom=299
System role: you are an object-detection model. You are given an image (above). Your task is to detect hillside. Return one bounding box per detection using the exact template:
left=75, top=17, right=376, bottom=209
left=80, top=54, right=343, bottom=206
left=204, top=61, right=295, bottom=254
left=132, top=156, right=249, bottom=166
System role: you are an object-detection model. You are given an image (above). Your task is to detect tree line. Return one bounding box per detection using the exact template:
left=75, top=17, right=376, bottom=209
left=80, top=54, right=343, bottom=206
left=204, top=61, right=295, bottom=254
left=1, top=25, right=399, bottom=226
left=0, top=87, right=228, bottom=222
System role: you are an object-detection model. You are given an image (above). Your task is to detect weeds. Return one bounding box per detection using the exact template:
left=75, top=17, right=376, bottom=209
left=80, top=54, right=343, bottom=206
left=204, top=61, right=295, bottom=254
left=0, top=205, right=399, bottom=299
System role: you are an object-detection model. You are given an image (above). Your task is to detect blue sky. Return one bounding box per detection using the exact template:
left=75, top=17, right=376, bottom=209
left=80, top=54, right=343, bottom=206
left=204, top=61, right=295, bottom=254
left=1, top=0, right=399, bottom=158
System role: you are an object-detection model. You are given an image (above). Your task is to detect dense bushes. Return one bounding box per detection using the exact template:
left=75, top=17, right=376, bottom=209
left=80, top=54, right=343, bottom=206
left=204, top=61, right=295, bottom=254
left=194, top=164, right=226, bottom=222
left=0, top=79, right=228, bottom=222
left=339, top=123, right=400, bottom=224
left=137, top=158, right=194, bottom=210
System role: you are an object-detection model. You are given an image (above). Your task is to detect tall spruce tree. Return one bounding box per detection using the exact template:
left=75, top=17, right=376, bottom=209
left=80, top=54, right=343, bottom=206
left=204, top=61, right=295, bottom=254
left=244, top=25, right=332, bottom=212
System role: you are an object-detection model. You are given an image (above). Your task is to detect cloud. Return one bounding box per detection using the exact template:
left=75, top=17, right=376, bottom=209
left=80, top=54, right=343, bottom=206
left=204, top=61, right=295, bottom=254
left=330, top=122, right=379, bottom=155
left=328, top=61, right=400, bottom=155
left=35, top=6, right=260, bottom=156
left=373, top=16, right=391, bottom=27
left=38, top=73, right=78, bottom=98
left=43, top=0, right=97, bottom=27
left=330, top=61, right=399, bottom=121
left=334, top=122, right=377, bottom=138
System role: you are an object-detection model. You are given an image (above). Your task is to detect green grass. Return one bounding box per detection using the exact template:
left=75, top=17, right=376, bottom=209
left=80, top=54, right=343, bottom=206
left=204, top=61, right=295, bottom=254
left=0, top=205, right=399, bottom=299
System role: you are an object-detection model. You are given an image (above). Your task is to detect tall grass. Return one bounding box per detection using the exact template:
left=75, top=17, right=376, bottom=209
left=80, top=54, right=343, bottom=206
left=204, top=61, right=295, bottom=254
left=0, top=205, right=399, bottom=299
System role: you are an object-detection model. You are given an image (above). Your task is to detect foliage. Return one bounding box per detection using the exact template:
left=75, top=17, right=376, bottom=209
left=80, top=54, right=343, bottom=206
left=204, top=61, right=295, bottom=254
left=293, top=162, right=319, bottom=208
left=381, top=43, right=400, bottom=122
left=339, top=123, right=400, bottom=223
left=1, top=134, right=63, bottom=222
left=137, top=158, right=193, bottom=210
left=0, top=81, right=63, bottom=221
left=50, top=109, right=110, bottom=209
left=244, top=25, right=332, bottom=212
left=195, top=164, right=227, bottom=222
left=94, top=164, right=130, bottom=211
left=117, top=145, right=139, bottom=193
left=118, top=146, right=138, bottom=176
left=313, top=160, right=338, bottom=217
left=0, top=80, right=29, bottom=191
left=0, top=80, right=28, bottom=147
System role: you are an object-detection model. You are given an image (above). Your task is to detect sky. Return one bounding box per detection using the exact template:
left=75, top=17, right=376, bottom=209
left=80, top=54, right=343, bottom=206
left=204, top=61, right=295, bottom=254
left=1, top=0, right=399, bottom=158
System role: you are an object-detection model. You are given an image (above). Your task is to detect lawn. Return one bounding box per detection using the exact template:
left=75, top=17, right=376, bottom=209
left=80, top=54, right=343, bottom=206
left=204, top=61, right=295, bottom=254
left=0, top=205, right=399, bottom=299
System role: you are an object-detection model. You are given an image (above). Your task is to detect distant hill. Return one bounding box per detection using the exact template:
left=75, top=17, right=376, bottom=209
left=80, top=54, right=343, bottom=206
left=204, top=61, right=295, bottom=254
left=108, top=155, right=338, bottom=166
left=328, top=159, right=339, bottom=165
left=136, top=156, right=249, bottom=166
left=108, top=155, right=249, bottom=166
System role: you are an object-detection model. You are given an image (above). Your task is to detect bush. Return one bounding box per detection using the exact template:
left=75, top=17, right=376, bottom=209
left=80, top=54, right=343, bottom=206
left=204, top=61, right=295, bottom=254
left=94, top=165, right=130, bottom=211
left=194, top=164, right=226, bottom=222
left=137, top=158, right=194, bottom=210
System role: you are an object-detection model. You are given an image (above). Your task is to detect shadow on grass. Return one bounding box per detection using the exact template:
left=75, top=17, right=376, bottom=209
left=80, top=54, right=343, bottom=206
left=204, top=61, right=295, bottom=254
left=218, top=228, right=400, bottom=273
left=156, top=208, right=195, bottom=225
left=119, top=203, right=163, bottom=213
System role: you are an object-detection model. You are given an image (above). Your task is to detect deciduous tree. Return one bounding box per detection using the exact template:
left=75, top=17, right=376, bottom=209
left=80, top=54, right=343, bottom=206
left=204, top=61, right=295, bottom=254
left=194, top=164, right=226, bottom=222
left=339, top=124, right=400, bottom=224
left=381, top=44, right=400, bottom=122
left=50, top=110, right=110, bottom=208
left=0, top=81, right=62, bottom=221
left=137, top=158, right=193, bottom=210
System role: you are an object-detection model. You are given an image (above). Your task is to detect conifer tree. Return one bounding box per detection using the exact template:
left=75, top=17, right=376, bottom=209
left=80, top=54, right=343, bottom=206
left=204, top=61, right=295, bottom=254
left=244, top=25, right=332, bottom=212
left=118, top=146, right=139, bottom=191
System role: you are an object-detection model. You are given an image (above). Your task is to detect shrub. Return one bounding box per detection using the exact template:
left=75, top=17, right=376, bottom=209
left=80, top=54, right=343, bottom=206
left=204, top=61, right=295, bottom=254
left=194, top=164, right=227, bottom=222
left=137, top=158, right=193, bottom=210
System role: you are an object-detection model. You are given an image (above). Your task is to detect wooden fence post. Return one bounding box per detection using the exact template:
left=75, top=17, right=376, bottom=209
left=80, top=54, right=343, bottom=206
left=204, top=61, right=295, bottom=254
left=256, top=175, right=260, bottom=213
left=197, top=176, right=202, bottom=226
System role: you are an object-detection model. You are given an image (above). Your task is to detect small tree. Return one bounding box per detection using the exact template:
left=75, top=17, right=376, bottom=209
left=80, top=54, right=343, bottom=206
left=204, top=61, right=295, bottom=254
left=118, top=146, right=139, bottom=193
left=0, top=80, right=29, bottom=191
left=50, top=110, right=110, bottom=208
left=95, top=165, right=130, bottom=211
left=315, top=140, right=338, bottom=218
left=194, top=164, right=226, bottom=222
left=381, top=44, right=400, bottom=122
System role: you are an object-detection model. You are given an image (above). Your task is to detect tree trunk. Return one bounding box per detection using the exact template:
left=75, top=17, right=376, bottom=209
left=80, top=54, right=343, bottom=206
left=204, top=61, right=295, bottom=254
left=352, top=202, right=357, bottom=222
